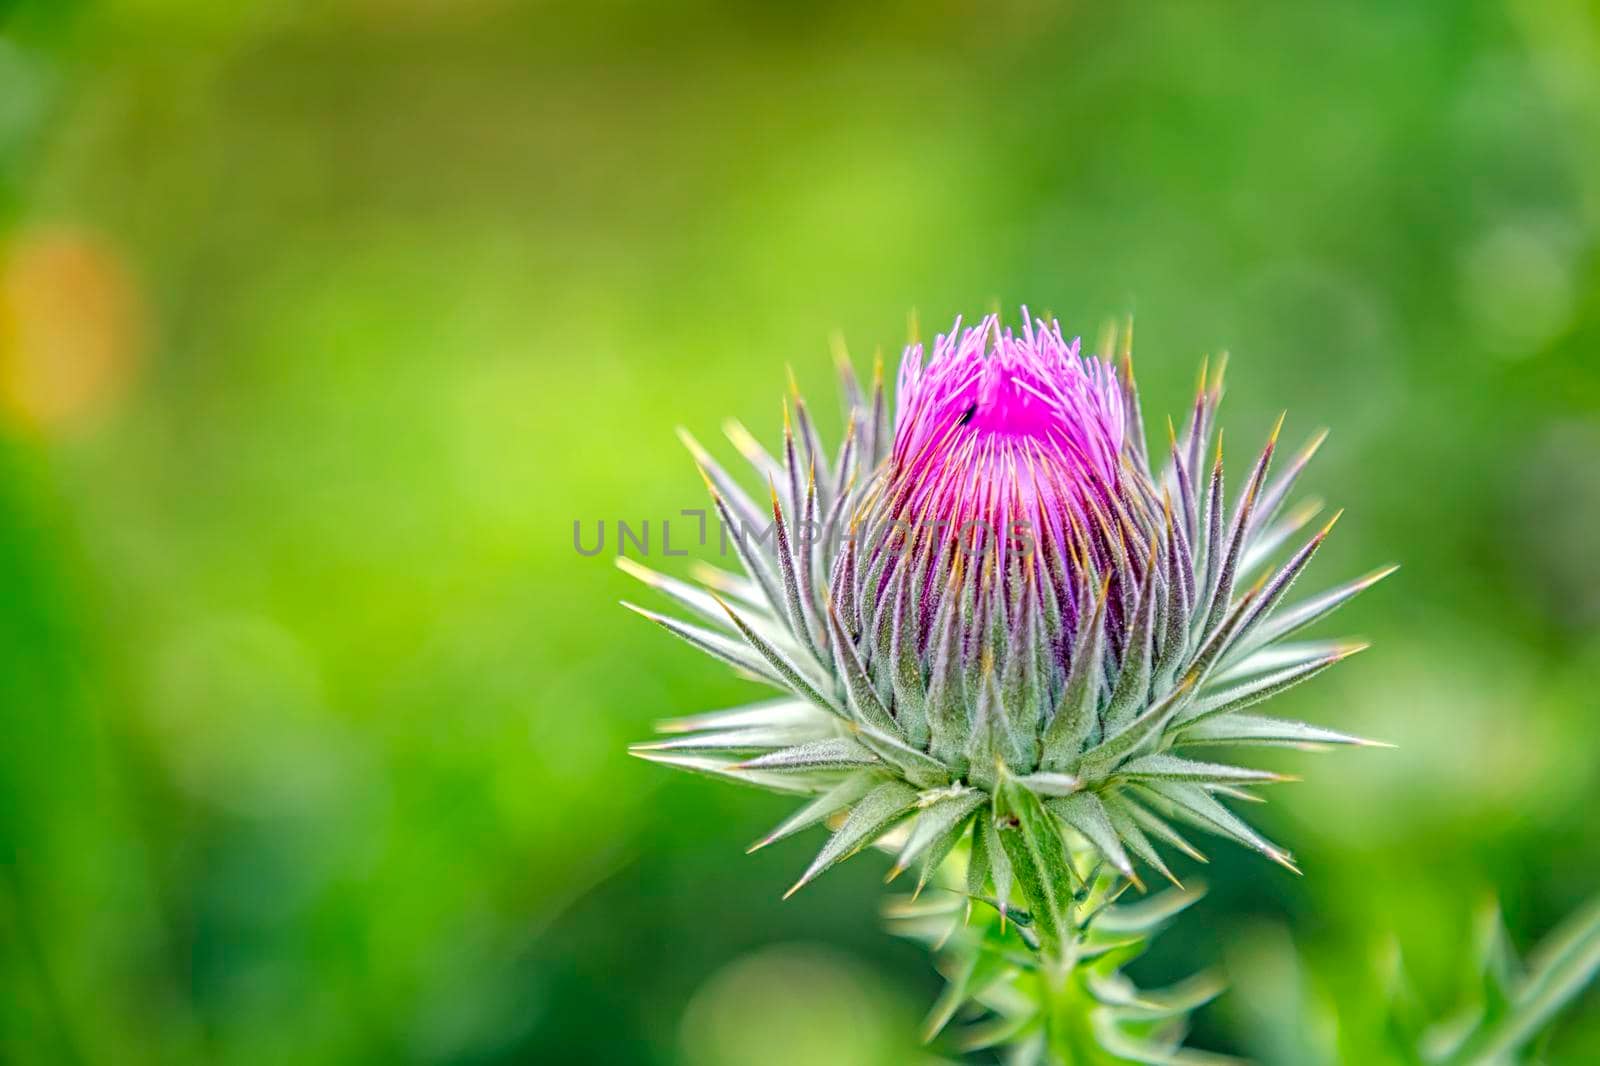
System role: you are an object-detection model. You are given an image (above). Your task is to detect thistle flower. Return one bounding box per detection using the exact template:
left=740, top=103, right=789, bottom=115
left=626, top=310, right=1393, bottom=1060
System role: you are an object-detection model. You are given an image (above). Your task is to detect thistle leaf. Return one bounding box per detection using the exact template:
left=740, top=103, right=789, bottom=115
left=1232, top=564, right=1398, bottom=661
left=1094, top=883, right=1206, bottom=935
left=889, top=562, right=932, bottom=749
left=925, top=571, right=972, bottom=770
left=653, top=697, right=823, bottom=736
left=1178, top=712, right=1380, bottom=749
left=1116, top=754, right=1285, bottom=785
left=1466, top=893, right=1600, bottom=1062
left=621, top=602, right=783, bottom=687
left=1136, top=780, right=1297, bottom=872
left=616, top=556, right=731, bottom=631
left=1184, top=644, right=1363, bottom=725
left=768, top=479, right=826, bottom=663
left=1041, top=577, right=1110, bottom=771
left=631, top=724, right=823, bottom=754
left=786, top=780, right=920, bottom=898
left=1105, top=539, right=1160, bottom=733
left=714, top=595, right=845, bottom=718
left=892, top=788, right=985, bottom=882
left=1250, top=427, right=1327, bottom=537
left=1214, top=640, right=1354, bottom=684
left=1048, top=791, right=1135, bottom=880
left=1104, top=796, right=1182, bottom=886
left=1218, top=511, right=1338, bottom=663
left=966, top=806, right=992, bottom=899
left=921, top=941, right=1015, bottom=1044
left=735, top=737, right=879, bottom=773
left=700, top=467, right=786, bottom=616
left=1119, top=797, right=1209, bottom=865
left=1199, top=418, right=1279, bottom=637
left=627, top=750, right=820, bottom=796
left=1090, top=1012, right=1243, bottom=1066
left=850, top=722, right=952, bottom=789
left=748, top=771, right=879, bottom=852
left=677, top=426, right=766, bottom=535
left=1074, top=675, right=1197, bottom=783
left=825, top=602, right=901, bottom=736
left=994, top=773, right=1077, bottom=949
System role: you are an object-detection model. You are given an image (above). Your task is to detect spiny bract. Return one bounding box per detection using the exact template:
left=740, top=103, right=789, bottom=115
left=627, top=310, right=1392, bottom=909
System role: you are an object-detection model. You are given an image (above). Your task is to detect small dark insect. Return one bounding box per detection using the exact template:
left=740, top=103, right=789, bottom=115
left=956, top=403, right=977, bottom=426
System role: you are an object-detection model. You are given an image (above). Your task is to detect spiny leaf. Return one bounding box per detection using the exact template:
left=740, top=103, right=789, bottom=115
left=653, top=697, right=822, bottom=736
left=734, top=737, right=878, bottom=773
left=1123, top=795, right=1209, bottom=865
left=1200, top=416, right=1280, bottom=637
left=626, top=750, right=820, bottom=796
left=924, top=563, right=972, bottom=770
left=1105, top=539, right=1160, bottom=733
left=1233, top=564, right=1398, bottom=661
left=768, top=478, right=826, bottom=663
left=1041, top=577, right=1110, bottom=770
left=921, top=941, right=1016, bottom=1044
left=967, top=808, right=992, bottom=900
left=889, top=561, right=932, bottom=749
left=1074, top=675, right=1198, bottom=783
left=1214, top=640, right=1356, bottom=684
left=1466, top=893, right=1600, bottom=1062
left=631, top=724, right=824, bottom=754
left=1087, top=968, right=1225, bottom=1017
left=1001, top=557, right=1045, bottom=743
left=1184, top=643, right=1365, bottom=725
left=994, top=773, right=1077, bottom=949
left=966, top=664, right=1004, bottom=789
left=957, top=1012, right=1036, bottom=1054
left=1048, top=792, right=1135, bottom=881
left=676, top=426, right=766, bottom=534
left=891, top=788, right=985, bottom=884
left=1250, top=427, right=1327, bottom=536
left=825, top=602, right=901, bottom=736
left=1178, top=712, right=1384, bottom=749
left=621, top=602, right=782, bottom=686
left=1218, top=510, right=1340, bottom=664
left=1091, top=1010, right=1243, bottom=1065
left=698, top=462, right=786, bottom=615
left=748, top=771, right=879, bottom=852
left=1104, top=796, right=1182, bottom=887
left=616, top=556, right=731, bottom=631
left=1116, top=754, right=1287, bottom=784
left=982, top=800, right=1016, bottom=928
left=786, top=780, right=920, bottom=898
left=713, top=594, right=845, bottom=718
left=849, top=721, right=952, bottom=789
left=1238, top=497, right=1323, bottom=578
left=1136, top=780, right=1298, bottom=872
left=1093, top=884, right=1207, bottom=938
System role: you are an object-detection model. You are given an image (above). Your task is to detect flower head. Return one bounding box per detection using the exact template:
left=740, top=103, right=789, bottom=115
left=627, top=307, right=1390, bottom=936
left=886, top=312, right=1124, bottom=565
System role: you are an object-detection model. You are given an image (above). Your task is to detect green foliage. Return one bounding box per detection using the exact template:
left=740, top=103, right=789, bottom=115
left=5, top=2, right=1600, bottom=1063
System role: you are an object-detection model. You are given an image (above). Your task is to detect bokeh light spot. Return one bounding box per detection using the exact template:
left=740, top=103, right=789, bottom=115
left=0, top=227, right=145, bottom=433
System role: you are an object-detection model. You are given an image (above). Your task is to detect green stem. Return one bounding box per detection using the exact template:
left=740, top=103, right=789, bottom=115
left=1040, top=938, right=1104, bottom=1065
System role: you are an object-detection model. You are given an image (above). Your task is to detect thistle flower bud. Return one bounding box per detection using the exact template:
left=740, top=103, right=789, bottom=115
left=626, top=309, right=1392, bottom=1054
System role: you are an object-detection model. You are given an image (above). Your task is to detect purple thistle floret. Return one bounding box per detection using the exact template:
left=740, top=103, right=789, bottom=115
left=887, top=312, right=1123, bottom=577
left=629, top=308, right=1391, bottom=906
left=870, top=313, right=1135, bottom=677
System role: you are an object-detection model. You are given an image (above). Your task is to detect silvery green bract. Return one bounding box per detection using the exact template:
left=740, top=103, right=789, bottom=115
left=627, top=311, right=1394, bottom=1062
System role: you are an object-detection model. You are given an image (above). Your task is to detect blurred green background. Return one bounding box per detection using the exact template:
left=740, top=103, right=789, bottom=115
left=2, top=1, right=1599, bottom=1063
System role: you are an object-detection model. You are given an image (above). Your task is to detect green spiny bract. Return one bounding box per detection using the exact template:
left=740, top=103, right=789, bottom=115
left=626, top=311, right=1392, bottom=1060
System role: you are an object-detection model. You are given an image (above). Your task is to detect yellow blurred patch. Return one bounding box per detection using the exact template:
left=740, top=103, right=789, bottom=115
left=0, top=228, right=145, bottom=433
